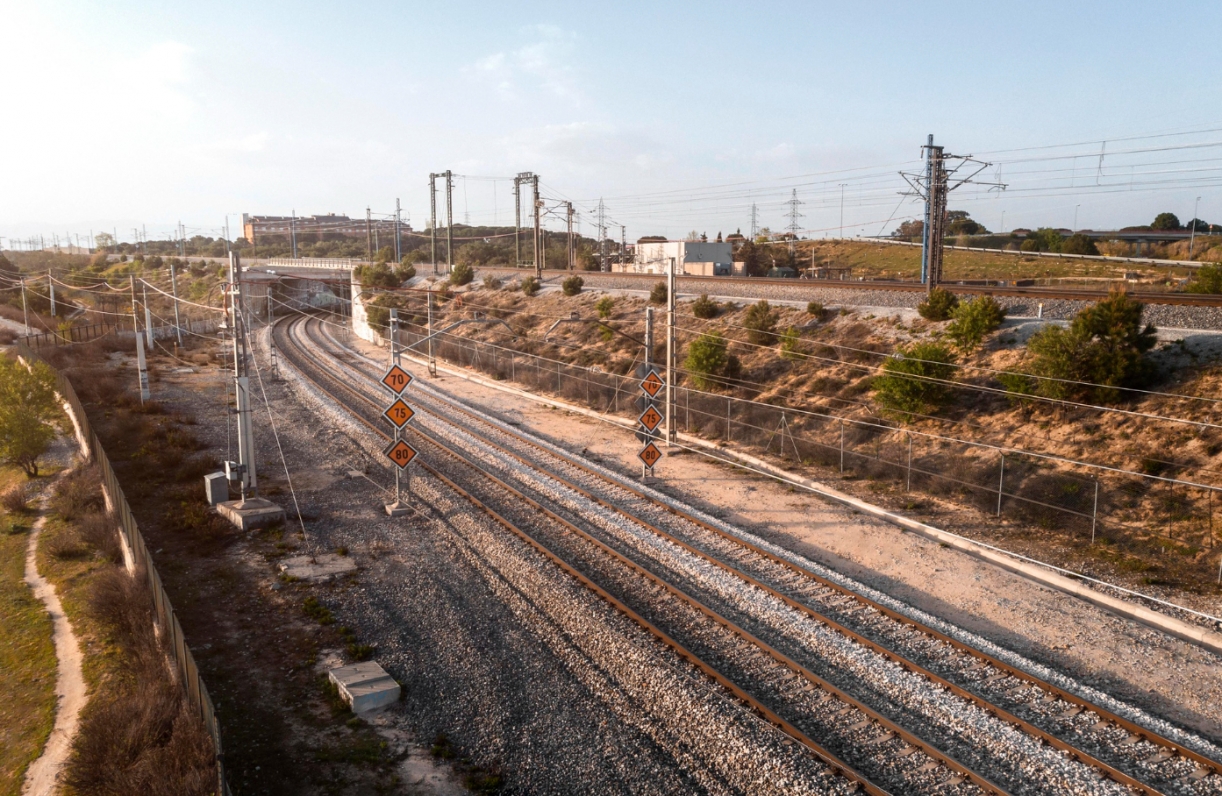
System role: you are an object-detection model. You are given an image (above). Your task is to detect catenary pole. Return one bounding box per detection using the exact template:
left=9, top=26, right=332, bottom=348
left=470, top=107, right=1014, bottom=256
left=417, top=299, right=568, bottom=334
left=664, top=257, right=676, bottom=447
left=169, top=262, right=183, bottom=347
left=445, top=170, right=453, bottom=275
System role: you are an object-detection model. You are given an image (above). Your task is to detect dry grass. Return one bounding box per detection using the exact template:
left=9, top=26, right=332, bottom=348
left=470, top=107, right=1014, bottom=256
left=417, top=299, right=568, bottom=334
left=0, top=465, right=56, bottom=796
left=35, top=467, right=218, bottom=796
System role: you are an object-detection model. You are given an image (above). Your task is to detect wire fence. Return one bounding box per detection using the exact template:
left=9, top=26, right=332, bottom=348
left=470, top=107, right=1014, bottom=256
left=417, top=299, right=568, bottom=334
left=387, top=325, right=1221, bottom=575
left=16, top=340, right=230, bottom=796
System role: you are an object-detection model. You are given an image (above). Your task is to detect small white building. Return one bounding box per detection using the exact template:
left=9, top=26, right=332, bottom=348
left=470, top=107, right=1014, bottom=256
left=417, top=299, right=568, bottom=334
left=615, top=240, right=737, bottom=276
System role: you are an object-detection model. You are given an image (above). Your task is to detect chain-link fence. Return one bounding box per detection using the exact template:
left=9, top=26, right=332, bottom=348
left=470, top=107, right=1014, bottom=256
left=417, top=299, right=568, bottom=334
left=388, top=326, right=1221, bottom=576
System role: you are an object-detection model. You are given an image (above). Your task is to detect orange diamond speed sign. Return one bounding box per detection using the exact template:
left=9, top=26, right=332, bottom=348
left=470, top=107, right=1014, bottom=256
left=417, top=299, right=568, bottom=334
left=384, top=439, right=418, bottom=469
left=640, top=369, right=665, bottom=398
left=383, top=398, right=415, bottom=428
left=381, top=364, right=413, bottom=394
left=638, top=405, right=664, bottom=433
left=638, top=441, right=663, bottom=469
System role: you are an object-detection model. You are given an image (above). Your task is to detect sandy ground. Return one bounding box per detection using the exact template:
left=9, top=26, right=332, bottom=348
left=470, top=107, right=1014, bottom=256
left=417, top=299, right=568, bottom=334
left=21, top=469, right=86, bottom=796
left=357, top=334, right=1222, bottom=744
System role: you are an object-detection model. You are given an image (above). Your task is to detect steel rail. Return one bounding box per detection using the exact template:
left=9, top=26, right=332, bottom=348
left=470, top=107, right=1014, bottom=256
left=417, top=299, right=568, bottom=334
left=273, top=314, right=895, bottom=795
left=291, top=315, right=1023, bottom=796
left=309, top=313, right=1220, bottom=792
left=490, top=269, right=1222, bottom=308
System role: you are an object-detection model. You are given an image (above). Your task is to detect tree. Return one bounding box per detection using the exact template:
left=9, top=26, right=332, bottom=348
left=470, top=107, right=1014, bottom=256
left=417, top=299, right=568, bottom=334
left=94, top=232, right=116, bottom=250
left=691, top=294, right=719, bottom=319
left=1007, top=289, right=1156, bottom=402
left=0, top=357, right=60, bottom=477
left=743, top=300, right=778, bottom=345
left=736, top=240, right=767, bottom=277
left=894, top=219, right=924, bottom=240
left=1020, top=228, right=1064, bottom=253
left=562, top=275, right=583, bottom=296
left=649, top=282, right=668, bottom=304
left=353, top=262, right=400, bottom=289
left=873, top=342, right=957, bottom=420
left=0, top=253, right=16, bottom=282
left=684, top=332, right=739, bottom=390
left=449, top=262, right=474, bottom=286
left=917, top=287, right=959, bottom=321
left=1185, top=263, right=1222, bottom=294
left=945, top=296, right=1006, bottom=352
left=1151, top=212, right=1181, bottom=230
left=1060, top=234, right=1099, bottom=256
left=946, top=211, right=988, bottom=236
left=595, top=296, right=615, bottom=318
left=1185, top=218, right=1212, bottom=233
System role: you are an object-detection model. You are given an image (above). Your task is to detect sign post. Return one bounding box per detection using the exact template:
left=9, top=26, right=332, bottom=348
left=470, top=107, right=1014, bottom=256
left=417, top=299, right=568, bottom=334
left=637, top=368, right=666, bottom=480
left=383, top=309, right=416, bottom=517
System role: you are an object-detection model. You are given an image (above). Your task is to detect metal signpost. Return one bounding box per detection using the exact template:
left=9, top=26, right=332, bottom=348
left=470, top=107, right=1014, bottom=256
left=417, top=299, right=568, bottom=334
left=637, top=367, right=665, bottom=480
left=382, top=309, right=417, bottom=517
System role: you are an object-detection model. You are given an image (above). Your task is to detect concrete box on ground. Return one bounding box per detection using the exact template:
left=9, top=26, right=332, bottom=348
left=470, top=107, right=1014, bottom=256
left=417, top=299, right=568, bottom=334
left=328, top=662, right=400, bottom=713
left=204, top=472, right=228, bottom=506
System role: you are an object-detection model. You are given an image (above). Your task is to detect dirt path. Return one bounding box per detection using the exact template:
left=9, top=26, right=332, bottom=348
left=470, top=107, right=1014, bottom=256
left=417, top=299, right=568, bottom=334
left=21, top=483, right=86, bottom=796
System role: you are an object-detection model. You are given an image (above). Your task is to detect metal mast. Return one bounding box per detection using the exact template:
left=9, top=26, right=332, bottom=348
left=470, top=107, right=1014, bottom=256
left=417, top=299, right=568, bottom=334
left=444, top=170, right=454, bottom=275
left=428, top=175, right=438, bottom=274
left=532, top=174, right=541, bottom=280
left=566, top=202, right=575, bottom=270
left=784, top=189, right=804, bottom=256
left=900, top=134, right=1005, bottom=292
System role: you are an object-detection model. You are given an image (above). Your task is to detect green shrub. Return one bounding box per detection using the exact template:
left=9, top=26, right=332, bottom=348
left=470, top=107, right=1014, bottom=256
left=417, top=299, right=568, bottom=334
left=806, top=301, right=825, bottom=319
left=1061, top=234, right=1099, bottom=256
left=562, top=275, right=584, bottom=296
left=684, top=331, right=739, bottom=389
left=449, top=262, right=474, bottom=286
left=353, top=262, right=400, bottom=289
left=649, top=282, right=668, bottom=304
left=482, top=274, right=502, bottom=290
left=521, top=276, right=539, bottom=296
left=1185, top=263, right=1222, bottom=294
left=1009, top=289, right=1156, bottom=402
left=945, top=296, right=1006, bottom=352
left=394, top=262, right=416, bottom=282
left=917, top=287, right=959, bottom=321
left=743, top=300, right=778, bottom=345
left=691, top=293, right=719, bottom=319
left=780, top=326, right=802, bottom=360
left=595, top=296, right=615, bottom=318
left=873, top=341, right=957, bottom=419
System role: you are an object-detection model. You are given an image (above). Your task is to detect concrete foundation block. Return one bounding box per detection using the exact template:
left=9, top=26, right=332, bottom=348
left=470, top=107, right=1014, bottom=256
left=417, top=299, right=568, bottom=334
left=279, top=554, right=357, bottom=582
left=329, top=661, right=400, bottom=713
left=217, top=497, right=285, bottom=531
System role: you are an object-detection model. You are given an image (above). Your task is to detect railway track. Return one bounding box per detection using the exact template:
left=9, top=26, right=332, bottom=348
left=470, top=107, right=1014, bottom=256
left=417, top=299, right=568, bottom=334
left=272, top=312, right=1222, bottom=795
left=480, top=267, right=1222, bottom=308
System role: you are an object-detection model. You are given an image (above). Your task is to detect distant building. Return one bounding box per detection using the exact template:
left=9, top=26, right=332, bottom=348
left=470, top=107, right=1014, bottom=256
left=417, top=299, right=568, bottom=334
left=241, top=213, right=411, bottom=246
left=614, top=239, right=737, bottom=276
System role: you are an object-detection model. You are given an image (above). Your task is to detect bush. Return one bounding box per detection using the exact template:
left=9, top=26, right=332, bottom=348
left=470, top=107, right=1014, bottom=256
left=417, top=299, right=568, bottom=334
left=1185, top=263, right=1222, bottom=294
left=394, top=262, right=416, bottom=282
left=649, top=282, right=667, bottom=304
left=353, top=262, right=400, bottom=289
left=449, top=262, right=474, bottom=286
left=562, top=275, right=584, bottom=296
left=683, top=331, right=739, bottom=390
left=1011, top=289, right=1156, bottom=402
left=691, top=293, right=719, bottom=319
left=873, top=341, right=957, bottom=419
left=806, top=301, right=825, bottom=319
left=482, top=274, right=502, bottom=290
left=595, top=296, right=615, bottom=318
left=743, top=300, right=778, bottom=345
left=945, top=296, right=1006, bottom=352
left=780, top=326, right=803, bottom=361
left=1061, top=234, right=1099, bottom=256
left=1, top=485, right=27, bottom=514
left=917, top=287, right=959, bottom=321
left=521, top=276, right=539, bottom=296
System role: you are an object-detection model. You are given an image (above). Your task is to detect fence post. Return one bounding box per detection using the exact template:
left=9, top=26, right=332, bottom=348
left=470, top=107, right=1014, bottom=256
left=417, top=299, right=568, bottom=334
left=726, top=397, right=732, bottom=443
left=1091, top=479, right=1099, bottom=544
left=839, top=418, right=844, bottom=474
left=906, top=433, right=913, bottom=492
left=997, top=454, right=1005, bottom=517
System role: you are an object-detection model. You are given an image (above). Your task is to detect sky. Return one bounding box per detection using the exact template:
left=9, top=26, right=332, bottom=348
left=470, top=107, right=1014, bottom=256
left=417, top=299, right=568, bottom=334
left=3, top=0, right=1222, bottom=246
